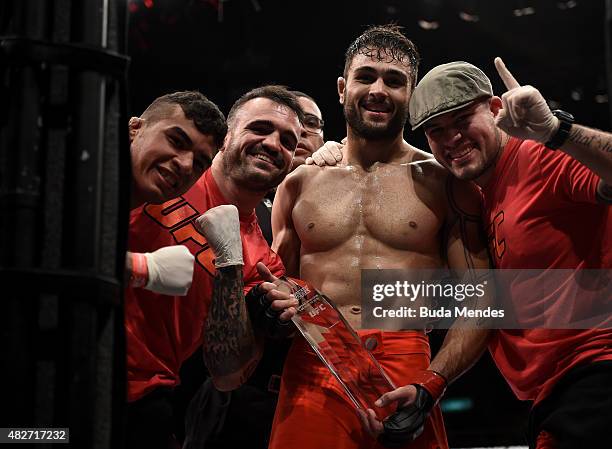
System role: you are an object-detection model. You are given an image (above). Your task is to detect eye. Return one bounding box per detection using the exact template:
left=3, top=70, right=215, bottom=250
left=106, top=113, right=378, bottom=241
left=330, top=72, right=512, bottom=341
left=385, top=77, right=404, bottom=88
left=250, top=123, right=276, bottom=137
left=281, top=135, right=297, bottom=150
left=457, top=114, right=471, bottom=125
left=167, top=134, right=186, bottom=148
left=304, top=116, right=318, bottom=128
left=355, top=74, right=375, bottom=83
left=426, top=127, right=441, bottom=137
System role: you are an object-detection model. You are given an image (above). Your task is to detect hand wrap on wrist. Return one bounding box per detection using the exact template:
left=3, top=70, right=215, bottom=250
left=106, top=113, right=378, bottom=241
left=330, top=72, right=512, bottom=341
left=245, top=284, right=294, bottom=338
left=129, top=252, right=149, bottom=288
left=378, top=370, right=447, bottom=448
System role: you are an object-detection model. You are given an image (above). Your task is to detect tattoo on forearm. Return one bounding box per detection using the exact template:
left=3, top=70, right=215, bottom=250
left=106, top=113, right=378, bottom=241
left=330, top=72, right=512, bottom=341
left=569, top=127, right=612, bottom=153
left=203, top=266, right=257, bottom=379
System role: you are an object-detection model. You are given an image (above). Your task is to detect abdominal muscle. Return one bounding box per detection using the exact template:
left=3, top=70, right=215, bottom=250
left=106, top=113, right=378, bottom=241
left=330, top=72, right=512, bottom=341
left=299, top=238, right=443, bottom=329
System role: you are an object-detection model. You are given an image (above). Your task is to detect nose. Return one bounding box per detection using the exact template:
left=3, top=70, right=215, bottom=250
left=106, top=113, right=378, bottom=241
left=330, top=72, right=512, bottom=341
left=262, top=131, right=283, bottom=155
left=442, top=127, right=462, bottom=147
left=369, top=77, right=388, bottom=99
left=174, top=151, right=194, bottom=177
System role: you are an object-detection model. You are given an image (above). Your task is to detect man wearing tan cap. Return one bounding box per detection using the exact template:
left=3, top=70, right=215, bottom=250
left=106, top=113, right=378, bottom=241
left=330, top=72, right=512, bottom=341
left=393, top=60, right=612, bottom=449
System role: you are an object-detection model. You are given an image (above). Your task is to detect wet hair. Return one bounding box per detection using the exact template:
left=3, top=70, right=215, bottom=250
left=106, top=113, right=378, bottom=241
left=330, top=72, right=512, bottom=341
left=227, top=85, right=305, bottom=126
left=343, top=24, right=420, bottom=88
left=141, top=91, right=227, bottom=148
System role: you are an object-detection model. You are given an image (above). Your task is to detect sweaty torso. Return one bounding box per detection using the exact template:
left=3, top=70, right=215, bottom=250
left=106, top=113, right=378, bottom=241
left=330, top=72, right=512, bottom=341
left=291, top=145, right=450, bottom=328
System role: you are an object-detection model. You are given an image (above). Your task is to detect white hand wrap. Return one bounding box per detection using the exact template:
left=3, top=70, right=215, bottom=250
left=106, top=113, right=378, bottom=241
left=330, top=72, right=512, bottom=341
left=144, top=245, right=195, bottom=296
left=195, top=205, right=244, bottom=268
left=495, top=85, right=559, bottom=143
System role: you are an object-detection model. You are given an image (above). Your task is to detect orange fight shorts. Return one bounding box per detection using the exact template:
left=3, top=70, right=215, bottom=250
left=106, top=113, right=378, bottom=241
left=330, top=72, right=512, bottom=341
left=269, top=330, right=448, bottom=449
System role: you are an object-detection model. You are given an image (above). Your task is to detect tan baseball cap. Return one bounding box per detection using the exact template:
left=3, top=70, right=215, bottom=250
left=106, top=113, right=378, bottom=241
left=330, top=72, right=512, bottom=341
left=409, top=61, right=493, bottom=130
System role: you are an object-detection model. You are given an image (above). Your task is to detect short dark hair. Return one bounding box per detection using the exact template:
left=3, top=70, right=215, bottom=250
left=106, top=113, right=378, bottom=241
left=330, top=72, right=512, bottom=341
left=290, top=90, right=317, bottom=105
left=141, top=91, right=227, bottom=148
left=227, top=85, right=305, bottom=127
left=344, top=24, right=420, bottom=88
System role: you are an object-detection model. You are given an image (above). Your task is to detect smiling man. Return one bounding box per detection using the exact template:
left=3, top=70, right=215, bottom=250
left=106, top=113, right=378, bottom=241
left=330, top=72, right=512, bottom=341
left=124, top=92, right=226, bottom=297
left=270, top=26, right=491, bottom=449
left=407, top=60, right=612, bottom=449
left=125, top=87, right=303, bottom=449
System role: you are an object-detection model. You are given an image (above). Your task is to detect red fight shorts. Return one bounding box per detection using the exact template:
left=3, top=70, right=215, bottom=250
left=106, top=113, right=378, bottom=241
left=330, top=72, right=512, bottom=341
left=269, top=330, right=448, bottom=449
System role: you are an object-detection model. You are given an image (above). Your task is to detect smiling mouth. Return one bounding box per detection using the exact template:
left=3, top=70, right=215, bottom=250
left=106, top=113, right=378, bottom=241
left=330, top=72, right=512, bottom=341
left=249, top=151, right=283, bottom=170
left=448, top=145, right=474, bottom=162
left=253, top=153, right=276, bottom=165
left=362, top=103, right=392, bottom=114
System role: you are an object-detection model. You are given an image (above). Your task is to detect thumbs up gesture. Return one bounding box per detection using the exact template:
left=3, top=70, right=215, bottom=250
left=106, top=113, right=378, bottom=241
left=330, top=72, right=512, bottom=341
left=494, top=57, right=560, bottom=143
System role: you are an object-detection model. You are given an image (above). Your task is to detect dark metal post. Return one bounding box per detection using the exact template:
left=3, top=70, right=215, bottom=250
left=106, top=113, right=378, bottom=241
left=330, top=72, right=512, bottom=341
left=0, top=1, right=130, bottom=447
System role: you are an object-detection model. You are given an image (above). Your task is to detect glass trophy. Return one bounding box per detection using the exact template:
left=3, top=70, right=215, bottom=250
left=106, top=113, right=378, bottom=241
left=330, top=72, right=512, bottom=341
left=282, top=277, right=397, bottom=420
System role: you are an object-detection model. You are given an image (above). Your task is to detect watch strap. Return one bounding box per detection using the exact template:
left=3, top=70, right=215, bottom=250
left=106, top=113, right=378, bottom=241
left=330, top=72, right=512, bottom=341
left=545, top=109, right=574, bottom=150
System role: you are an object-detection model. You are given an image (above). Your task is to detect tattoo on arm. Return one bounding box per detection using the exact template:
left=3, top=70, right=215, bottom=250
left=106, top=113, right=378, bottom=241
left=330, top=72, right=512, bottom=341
left=444, top=177, right=483, bottom=270
left=569, top=127, right=612, bottom=154
left=203, top=265, right=258, bottom=380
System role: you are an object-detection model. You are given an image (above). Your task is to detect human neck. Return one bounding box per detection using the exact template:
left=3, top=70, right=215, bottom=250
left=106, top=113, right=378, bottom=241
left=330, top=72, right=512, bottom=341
left=210, top=156, right=264, bottom=216
left=345, top=127, right=406, bottom=168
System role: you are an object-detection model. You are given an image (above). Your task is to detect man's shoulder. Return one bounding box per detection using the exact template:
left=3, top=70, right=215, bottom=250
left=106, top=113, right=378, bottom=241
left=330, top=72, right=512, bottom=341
left=285, top=162, right=344, bottom=189
left=404, top=145, right=448, bottom=178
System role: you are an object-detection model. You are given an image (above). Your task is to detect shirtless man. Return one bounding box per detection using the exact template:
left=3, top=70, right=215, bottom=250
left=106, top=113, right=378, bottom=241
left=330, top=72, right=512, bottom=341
left=270, top=25, right=491, bottom=449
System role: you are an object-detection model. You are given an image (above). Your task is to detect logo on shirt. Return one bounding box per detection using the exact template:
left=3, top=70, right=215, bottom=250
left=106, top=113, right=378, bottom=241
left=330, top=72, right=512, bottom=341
left=144, top=197, right=216, bottom=276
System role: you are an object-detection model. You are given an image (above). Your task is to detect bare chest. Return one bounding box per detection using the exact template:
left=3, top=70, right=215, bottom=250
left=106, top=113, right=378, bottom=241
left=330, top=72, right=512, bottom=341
left=293, top=166, right=445, bottom=252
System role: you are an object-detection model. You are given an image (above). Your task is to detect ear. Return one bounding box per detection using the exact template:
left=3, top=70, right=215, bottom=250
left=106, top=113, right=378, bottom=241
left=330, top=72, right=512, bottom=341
left=337, top=77, right=346, bottom=105
left=218, top=132, right=230, bottom=153
left=490, top=96, right=503, bottom=117
left=128, top=117, right=144, bottom=142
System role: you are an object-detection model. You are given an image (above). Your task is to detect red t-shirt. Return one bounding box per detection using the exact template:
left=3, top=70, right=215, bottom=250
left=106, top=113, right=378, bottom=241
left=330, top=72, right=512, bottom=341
left=482, top=137, right=612, bottom=403
left=125, top=169, right=285, bottom=402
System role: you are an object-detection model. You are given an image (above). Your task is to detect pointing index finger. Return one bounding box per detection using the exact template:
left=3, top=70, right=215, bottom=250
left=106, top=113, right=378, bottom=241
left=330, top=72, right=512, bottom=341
left=494, top=57, right=521, bottom=90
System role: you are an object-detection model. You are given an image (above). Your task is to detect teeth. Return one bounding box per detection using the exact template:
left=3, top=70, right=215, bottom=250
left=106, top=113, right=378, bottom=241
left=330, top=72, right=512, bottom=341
left=363, top=104, right=390, bottom=112
left=450, top=147, right=472, bottom=160
left=254, top=153, right=274, bottom=164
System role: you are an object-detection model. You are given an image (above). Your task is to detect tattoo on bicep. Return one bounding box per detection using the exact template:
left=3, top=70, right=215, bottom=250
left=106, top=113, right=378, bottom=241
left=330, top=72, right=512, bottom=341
left=203, top=265, right=257, bottom=378
left=445, top=177, right=485, bottom=270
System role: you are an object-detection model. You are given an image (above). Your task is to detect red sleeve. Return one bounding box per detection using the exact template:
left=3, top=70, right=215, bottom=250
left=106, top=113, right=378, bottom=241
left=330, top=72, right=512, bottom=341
left=537, top=144, right=601, bottom=204
left=242, top=248, right=286, bottom=295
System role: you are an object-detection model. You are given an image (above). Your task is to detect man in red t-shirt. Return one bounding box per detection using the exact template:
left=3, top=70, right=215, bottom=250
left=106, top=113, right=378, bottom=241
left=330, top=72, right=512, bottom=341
left=125, top=87, right=304, bottom=449
left=406, top=60, right=611, bottom=449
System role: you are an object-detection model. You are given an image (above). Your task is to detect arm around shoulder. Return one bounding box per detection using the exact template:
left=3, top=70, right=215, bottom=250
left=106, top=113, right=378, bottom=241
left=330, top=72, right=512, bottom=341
left=431, top=177, right=492, bottom=383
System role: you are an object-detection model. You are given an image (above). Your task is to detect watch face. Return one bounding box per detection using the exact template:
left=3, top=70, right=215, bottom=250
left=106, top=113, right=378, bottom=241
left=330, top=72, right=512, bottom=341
left=552, top=109, right=575, bottom=123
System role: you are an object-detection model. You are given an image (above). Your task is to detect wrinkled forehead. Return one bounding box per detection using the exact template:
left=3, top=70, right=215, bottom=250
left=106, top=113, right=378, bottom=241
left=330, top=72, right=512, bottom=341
left=297, top=97, right=322, bottom=119
left=233, top=97, right=301, bottom=134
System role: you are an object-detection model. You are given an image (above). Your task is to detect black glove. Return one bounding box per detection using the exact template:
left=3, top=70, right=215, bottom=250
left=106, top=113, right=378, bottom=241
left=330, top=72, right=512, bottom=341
left=245, top=284, right=294, bottom=338
left=377, top=385, right=434, bottom=448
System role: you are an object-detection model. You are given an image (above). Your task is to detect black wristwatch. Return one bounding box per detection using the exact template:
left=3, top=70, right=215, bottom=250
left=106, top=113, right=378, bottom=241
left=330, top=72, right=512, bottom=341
left=544, top=109, right=574, bottom=150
